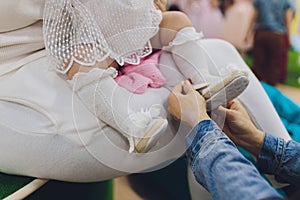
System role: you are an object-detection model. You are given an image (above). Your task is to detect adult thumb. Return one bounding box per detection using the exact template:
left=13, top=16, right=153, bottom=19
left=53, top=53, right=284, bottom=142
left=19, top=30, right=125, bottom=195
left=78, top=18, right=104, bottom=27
left=182, top=80, right=195, bottom=94
left=215, top=105, right=228, bottom=119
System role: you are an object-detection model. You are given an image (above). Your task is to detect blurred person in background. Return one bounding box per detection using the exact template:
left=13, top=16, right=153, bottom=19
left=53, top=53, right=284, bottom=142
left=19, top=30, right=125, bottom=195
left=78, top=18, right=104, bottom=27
left=246, top=0, right=295, bottom=85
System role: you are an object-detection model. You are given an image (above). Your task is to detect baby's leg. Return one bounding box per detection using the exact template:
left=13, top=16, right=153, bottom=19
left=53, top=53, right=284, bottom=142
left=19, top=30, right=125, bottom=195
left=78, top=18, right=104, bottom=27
left=151, top=11, right=211, bottom=83
left=154, top=11, right=249, bottom=110
left=69, top=67, right=168, bottom=153
left=160, top=37, right=290, bottom=140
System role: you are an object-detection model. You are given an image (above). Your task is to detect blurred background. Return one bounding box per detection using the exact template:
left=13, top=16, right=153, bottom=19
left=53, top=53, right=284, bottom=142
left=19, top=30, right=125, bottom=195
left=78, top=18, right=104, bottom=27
left=168, top=0, right=300, bottom=88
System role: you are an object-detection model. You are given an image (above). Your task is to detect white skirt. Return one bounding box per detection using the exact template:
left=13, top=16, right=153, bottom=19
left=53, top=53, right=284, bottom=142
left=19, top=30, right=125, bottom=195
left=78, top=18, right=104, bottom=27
left=0, top=50, right=187, bottom=182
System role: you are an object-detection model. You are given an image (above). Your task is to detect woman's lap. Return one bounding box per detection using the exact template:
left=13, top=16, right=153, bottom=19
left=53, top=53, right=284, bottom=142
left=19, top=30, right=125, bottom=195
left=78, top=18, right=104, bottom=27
left=0, top=54, right=186, bottom=182
left=0, top=56, right=122, bottom=181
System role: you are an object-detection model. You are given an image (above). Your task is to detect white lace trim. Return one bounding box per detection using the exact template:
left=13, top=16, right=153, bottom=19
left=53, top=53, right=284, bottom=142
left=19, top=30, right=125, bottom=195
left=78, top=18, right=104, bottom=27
left=43, top=0, right=162, bottom=74
left=163, top=27, right=204, bottom=51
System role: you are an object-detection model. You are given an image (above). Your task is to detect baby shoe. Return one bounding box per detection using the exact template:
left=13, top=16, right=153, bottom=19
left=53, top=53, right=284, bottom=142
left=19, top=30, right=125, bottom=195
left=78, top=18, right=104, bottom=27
left=126, top=106, right=168, bottom=153
left=195, top=66, right=249, bottom=111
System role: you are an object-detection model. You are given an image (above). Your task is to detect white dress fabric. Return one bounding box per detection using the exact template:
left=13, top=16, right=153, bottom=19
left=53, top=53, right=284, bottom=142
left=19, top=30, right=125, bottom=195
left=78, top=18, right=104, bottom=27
left=0, top=0, right=291, bottom=185
left=0, top=0, right=45, bottom=77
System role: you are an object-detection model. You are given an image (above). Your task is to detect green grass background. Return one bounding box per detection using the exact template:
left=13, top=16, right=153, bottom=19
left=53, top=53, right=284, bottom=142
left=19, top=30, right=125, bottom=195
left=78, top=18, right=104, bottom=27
left=245, top=49, right=300, bottom=88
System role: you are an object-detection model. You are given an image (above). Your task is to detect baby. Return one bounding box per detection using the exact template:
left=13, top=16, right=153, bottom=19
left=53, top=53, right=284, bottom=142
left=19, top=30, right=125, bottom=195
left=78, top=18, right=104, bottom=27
left=115, top=0, right=249, bottom=110
left=44, top=0, right=248, bottom=153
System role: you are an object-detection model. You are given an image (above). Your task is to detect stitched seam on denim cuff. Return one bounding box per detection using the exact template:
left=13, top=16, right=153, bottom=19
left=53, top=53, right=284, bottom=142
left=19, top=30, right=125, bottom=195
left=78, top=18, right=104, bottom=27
left=190, top=134, right=225, bottom=166
left=274, top=137, right=286, bottom=174
left=186, top=120, right=215, bottom=153
left=258, top=133, right=278, bottom=173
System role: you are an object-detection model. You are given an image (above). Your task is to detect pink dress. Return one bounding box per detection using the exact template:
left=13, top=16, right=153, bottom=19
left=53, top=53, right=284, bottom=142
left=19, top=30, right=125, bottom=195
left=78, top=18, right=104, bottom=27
left=115, top=51, right=166, bottom=94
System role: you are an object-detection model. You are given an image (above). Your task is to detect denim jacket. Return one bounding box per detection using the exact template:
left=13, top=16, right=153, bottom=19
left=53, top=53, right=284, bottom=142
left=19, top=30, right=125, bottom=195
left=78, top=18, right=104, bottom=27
left=258, top=132, right=300, bottom=187
left=186, top=120, right=286, bottom=200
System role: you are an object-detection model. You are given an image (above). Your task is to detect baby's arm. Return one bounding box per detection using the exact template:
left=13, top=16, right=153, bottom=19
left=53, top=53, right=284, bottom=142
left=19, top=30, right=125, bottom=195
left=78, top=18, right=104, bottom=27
left=66, top=55, right=118, bottom=80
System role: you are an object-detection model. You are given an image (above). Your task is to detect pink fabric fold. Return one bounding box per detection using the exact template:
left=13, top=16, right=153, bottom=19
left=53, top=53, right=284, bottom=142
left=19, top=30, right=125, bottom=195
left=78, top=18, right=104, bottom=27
left=115, top=51, right=166, bottom=94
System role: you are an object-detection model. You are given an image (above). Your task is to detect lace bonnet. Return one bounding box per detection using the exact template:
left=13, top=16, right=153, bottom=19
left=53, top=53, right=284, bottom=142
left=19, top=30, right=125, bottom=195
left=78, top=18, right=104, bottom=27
left=43, top=0, right=162, bottom=73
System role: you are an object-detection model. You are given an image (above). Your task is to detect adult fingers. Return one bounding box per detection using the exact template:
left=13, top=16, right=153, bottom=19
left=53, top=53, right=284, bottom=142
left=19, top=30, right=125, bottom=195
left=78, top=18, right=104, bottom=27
left=182, top=80, right=196, bottom=94
left=215, top=105, right=228, bottom=118
left=171, top=81, right=184, bottom=94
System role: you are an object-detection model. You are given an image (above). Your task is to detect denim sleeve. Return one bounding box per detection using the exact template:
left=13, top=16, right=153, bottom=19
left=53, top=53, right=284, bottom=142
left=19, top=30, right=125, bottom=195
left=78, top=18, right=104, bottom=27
left=186, top=120, right=282, bottom=200
left=257, top=133, right=300, bottom=186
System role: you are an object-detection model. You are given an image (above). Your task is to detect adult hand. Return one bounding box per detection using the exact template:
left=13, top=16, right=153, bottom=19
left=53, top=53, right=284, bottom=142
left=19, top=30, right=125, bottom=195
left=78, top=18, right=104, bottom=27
left=217, top=100, right=265, bottom=157
left=168, top=80, right=210, bottom=127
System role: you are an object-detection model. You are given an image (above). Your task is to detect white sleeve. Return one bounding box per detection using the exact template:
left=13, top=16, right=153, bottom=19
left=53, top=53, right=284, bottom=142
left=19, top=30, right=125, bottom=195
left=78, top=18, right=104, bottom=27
left=0, top=0, right=44, bottom=32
